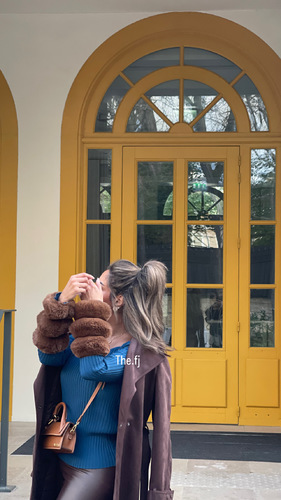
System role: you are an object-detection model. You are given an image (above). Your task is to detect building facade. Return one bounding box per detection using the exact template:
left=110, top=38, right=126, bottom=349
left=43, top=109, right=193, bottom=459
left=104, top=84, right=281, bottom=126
left=1, top=5, right=281, bottom=423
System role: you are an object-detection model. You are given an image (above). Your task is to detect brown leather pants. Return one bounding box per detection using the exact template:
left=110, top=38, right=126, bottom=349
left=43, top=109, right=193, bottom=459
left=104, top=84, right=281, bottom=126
left=57, top=460, right=115, bottom=500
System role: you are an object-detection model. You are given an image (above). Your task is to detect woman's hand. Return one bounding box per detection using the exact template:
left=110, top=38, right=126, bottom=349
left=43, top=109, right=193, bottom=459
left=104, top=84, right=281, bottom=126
left=80, top=278, right=103, bottom=302
left=59, top=273, right=94, bottom=303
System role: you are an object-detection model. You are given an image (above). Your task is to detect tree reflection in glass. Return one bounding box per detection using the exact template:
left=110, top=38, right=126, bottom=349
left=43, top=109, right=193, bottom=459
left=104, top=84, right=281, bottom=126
left=146, top=80, right=179, bottom=124
left=87, top=149, right=112, bottom=220
left=251, top=149, right=276, bottom=221
left=193, top=98, right=236, bottom=132
left=188, top=162, right=224, bottom=221
left=137, top=162, right=173, bottom=220
left=234, top=75, right=269, bottom=131
left=163, top=288, right=172, bottom=346
left=127, top=98, right=170, bottom=132
left=250, top=289, right=274, bottom=347
left=95, top=76, right=131, bottom=132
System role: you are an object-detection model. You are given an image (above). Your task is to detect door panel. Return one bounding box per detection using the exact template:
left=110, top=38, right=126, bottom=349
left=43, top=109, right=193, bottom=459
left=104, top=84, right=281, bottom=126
left=122, top=146, right=240, bottom=423
left=239, top=146, right=281, bottom=426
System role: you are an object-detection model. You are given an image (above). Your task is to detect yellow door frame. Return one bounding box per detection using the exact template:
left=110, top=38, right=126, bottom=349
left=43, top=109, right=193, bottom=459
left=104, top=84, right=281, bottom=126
left=0, top=71, right=18, bottom=418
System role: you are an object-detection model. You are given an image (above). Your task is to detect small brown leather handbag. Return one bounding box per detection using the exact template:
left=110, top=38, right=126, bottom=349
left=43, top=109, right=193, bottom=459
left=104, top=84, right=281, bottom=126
left=42, top=381, right=105, bottom=454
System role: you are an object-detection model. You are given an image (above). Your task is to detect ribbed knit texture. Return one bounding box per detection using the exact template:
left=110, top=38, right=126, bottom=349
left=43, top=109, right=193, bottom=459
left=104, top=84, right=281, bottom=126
left=38, top=336, right=130, bottom=469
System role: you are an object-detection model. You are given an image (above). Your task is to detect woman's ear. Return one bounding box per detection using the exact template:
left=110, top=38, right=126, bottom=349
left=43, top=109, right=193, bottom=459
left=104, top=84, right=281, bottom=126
left=115, top=294, right=124, bottom=308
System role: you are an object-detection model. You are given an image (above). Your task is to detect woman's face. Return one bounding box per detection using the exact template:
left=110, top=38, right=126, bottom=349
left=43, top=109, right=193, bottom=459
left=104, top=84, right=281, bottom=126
left=99, top=269, right=124, bottom=309
left=99, top=270, right=111, bottom=306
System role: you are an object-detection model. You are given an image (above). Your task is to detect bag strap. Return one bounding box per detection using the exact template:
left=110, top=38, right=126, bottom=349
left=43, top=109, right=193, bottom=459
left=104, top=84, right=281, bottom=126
left=72, top=381, right=105, bottom=432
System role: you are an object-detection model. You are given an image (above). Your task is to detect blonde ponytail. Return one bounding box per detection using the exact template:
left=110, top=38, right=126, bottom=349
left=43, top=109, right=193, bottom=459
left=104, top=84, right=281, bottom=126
left=108, top=259, right=169, bottom=355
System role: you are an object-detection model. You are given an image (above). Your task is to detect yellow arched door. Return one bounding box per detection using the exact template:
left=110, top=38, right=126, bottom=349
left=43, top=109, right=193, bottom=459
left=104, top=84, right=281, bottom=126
left=60, top=12, right=281, bottom=426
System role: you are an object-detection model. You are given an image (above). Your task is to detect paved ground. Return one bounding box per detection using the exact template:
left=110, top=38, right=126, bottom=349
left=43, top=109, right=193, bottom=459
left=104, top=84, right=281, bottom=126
left=1, top=423, right=281, bottom=499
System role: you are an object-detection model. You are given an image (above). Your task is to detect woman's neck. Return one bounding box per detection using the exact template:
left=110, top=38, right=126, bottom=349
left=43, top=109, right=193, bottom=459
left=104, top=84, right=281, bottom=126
left=108, top=313, right=131, bottom=339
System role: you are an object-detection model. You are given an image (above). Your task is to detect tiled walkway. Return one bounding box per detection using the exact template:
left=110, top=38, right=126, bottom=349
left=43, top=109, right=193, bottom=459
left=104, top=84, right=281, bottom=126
left=2, top=423, right=281, bottom=499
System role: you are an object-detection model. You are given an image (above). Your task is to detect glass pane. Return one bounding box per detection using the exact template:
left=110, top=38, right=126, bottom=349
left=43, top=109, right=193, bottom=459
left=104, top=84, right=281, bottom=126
left=86, top=224, right=110, bottom=278
left=87, top=150, right=111, bottom=220
left=184, top=80, right=218, bottom=123
left=187, top=288, right=223, bottom=348
left=250, top=289, right=274, bottom=347
left=184, top=48, right=242, bottom=83
left=123, top=48, right=180, bottom=84
left=138, top=162, right=173, bottom=220
left=251, top=149, right=276, bottom=221
left=146, top=80, right=179, bottom=123
left=137, top=225, right=172, bottom=282
left=188, top=162, right=224, bottom=221
left=251, top=225, right=275, bottom=284
left=234, top=75, right=269, bottom=131
left=187, top=225, right=223, bottom=284
left=95, top=76, right=131, bottom=132
left=127, top=98, right=170, bottom=132
left=163, top=288, right=172, bottom=346
left=193, top=98, right=236, bottom=132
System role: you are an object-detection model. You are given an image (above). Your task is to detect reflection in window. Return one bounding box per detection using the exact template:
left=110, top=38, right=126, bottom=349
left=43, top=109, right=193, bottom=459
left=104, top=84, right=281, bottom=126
left=187, top=225, right=223, bottom=284
left=234, top=75, right=269, bottom=131
left=137, top=225, right=172, bottom=282
left=188, top=161, right=224, bottom=221
left=251, top=225, right=275, bottom=285
left=186, top=288, right=223, bottom=348
left=193, top=98, right=236, bottom=132
left=87, top=150, right=111, bottom=220
left=163, top=288, right=172, bottom=345
left=184, top=48, right=242, bottom=83
left=250, top=289, right=274, bottom=347
left=95, top=47, right=270, bottom=135
left=146, top=80, right=179, bottom=124
left=127, top=98, right=170, bottom=132
left=184, top=80, right=217, bottom=123
left=123, top=48, right=180, bottom=84
left=163, top=192, right=173, bottom=217
left=138, top=162, right=173, bottom=220
left=86, top=224, right=110, bottom=278
left=251, top=149, right=276, bottom=221
left=95, top=76, right=131, bottom=132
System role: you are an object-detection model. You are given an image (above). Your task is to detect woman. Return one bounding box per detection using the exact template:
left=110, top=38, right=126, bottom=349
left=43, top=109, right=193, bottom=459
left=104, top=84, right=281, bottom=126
left=31, top=259, right=174, bottom=500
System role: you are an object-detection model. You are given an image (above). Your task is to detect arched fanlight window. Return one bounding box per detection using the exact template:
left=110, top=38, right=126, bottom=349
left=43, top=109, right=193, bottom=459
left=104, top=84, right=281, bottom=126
left=95, top=47, right=268, bottom=133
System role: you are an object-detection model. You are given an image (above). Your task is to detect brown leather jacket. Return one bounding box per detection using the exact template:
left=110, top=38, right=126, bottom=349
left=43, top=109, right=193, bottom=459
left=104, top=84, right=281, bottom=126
left=30, top=338, right=174, bottom=500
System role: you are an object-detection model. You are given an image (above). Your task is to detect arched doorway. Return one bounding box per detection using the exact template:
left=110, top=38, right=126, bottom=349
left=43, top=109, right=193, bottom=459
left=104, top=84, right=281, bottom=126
left=60, top=12, right=281, bottom=425
left=0, top=71, right=18, bottom=417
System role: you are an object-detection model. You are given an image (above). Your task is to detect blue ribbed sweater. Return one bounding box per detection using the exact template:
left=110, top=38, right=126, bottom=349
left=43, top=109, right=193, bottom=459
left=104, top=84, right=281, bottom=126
left=38, top=336, right=130, bottom=469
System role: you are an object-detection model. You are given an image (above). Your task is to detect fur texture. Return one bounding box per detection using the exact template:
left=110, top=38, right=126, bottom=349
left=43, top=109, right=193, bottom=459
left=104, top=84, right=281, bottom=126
left=69, top=317, right=112, bottom=339
left=70, top=336, right=110, bottom=358
left=33, top=329, right=69, bottom=354
left=43, top=293, right=75, bottom=320
left=36, top=311, right=72, bottom=338
left=74, top=300, right=112, bottom=321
